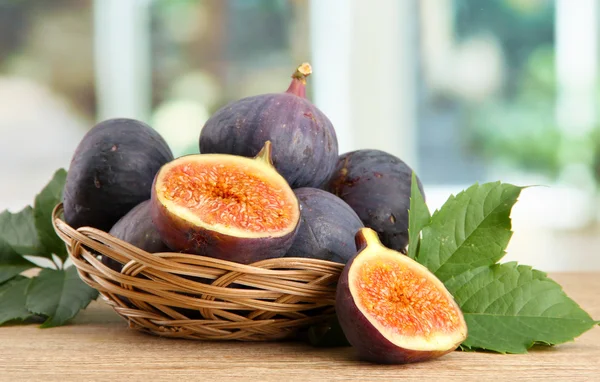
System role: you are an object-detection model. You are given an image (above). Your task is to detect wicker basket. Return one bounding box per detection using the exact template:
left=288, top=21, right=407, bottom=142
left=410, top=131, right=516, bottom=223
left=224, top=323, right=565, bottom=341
left=51, top=203, right=344, bottom=341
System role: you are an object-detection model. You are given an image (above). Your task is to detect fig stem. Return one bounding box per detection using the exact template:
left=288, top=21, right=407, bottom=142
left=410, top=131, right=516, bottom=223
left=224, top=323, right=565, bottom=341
left=286, top=62, right=312, bottom=98
left=255, top=140, right=274, bottom=167
left=292, top=62, right=312, bottom=82
left=355, top=227, right=383, bottom=252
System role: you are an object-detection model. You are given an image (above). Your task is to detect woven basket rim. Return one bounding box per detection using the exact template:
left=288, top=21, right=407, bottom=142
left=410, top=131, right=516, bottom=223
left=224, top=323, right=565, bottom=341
left=51, top=203, right=344, bottom=341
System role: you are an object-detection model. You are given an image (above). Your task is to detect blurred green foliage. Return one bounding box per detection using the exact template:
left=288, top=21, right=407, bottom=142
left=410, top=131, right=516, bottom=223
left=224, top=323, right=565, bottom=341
left=456, top=0, right=600, bottom=183
left=466, top=44, right=562, bottom=177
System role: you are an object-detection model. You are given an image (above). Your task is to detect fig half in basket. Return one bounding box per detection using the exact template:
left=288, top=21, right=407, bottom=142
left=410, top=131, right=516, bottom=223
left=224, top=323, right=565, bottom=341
left=151, top=141, right=301, bottom=264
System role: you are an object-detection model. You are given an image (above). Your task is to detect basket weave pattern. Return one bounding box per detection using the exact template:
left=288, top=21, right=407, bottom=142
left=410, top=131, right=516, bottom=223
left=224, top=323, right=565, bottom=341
left=52, top=204, right=343, bottom=341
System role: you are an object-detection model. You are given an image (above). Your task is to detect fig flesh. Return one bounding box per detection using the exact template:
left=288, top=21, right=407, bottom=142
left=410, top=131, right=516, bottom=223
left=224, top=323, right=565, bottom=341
left=63, top=118, right=174, bottom=231
left=284, top=187, right=363, bottom=264
left=151, top=141, right=300, bottom=264
left=325, top=149, right=424, bottom=254
left=336, top=228, right=467, bottom=364
left=199, top=63, right=339, bottom=189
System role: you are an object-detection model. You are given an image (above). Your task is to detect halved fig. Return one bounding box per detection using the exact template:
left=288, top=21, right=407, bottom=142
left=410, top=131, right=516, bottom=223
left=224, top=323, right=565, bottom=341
left=150, top=141, right=300, bottom=264
left=336, top=228, right=467, bottom=364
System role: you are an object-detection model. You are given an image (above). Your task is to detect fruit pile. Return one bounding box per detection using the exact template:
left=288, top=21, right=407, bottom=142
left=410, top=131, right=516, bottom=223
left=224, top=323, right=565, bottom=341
left=62, top=63, right=467, bottom=364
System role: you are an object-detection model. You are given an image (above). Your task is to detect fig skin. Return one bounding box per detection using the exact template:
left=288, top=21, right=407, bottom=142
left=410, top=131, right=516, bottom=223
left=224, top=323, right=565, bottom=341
left=199, top=63, right=338, bottom=189
left=102, top=200, right=170, bottom=273
left=63, top=118, right=174, bottom=231
left=324, top=149, right=424, bottom=254
left=151, top=142, right=301, bottom=264
left=336, top=228, right=467, bottom=364
left=284, top=187, right=363, bottom=264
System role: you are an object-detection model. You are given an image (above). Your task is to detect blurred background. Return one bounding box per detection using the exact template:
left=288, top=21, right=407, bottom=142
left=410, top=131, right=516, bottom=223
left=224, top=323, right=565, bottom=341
left=0, top=0, right=599, bottom=271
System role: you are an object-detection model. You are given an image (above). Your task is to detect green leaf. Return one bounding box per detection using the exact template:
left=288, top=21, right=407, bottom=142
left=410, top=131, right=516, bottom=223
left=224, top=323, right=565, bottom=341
left=0, top=276, right=35, bottom=325
left=0, top=206, right=47, bottom=258
left=25, top=267, right=98, bottom=328
left=0, top=239, right=37, bottom=284
left=407, top=172, right=430, bottom=260
left=417, top=182, right=523, bottom=282
left=445, top=263, right=598, bottom=354
left=34, top=168, right=68, bottom=262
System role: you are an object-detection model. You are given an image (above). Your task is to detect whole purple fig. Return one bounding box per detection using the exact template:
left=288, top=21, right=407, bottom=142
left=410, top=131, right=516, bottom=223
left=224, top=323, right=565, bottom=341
left=199, top=63, right=338, bottom=189
left=325, top=149, right=425, bottom=254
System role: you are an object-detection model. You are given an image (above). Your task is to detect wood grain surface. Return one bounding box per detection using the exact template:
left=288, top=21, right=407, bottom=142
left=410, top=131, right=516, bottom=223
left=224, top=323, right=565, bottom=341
left=1, top=273, right=598, bottom=381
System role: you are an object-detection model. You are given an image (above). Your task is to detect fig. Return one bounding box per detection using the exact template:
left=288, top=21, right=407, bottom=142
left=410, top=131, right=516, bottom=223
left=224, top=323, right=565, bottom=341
left=199, top=63, right=338, bottom=189
left=336, top=228, right=467, bottom=364
left=151, top=141, right=300, bottom=264
left=325, top=149, right=424, bottom=253
left=284, top=187, right=363, bottom=264
left=102, top=200, right=170, bottom=272
left=63, top=118, right=174, bottom=231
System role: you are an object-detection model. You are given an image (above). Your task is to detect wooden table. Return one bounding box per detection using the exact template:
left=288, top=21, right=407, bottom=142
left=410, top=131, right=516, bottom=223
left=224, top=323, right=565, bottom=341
left=1, top=273, right=598, bottom=381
